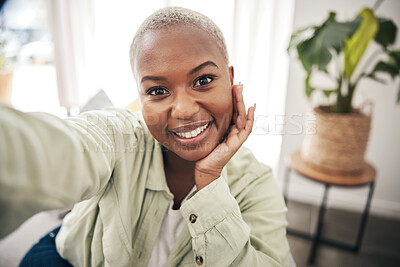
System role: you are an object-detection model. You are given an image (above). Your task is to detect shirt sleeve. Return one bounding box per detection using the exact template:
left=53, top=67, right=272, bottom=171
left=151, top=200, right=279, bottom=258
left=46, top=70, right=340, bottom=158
left=180, top=170, right=290, bottom=267
left=0, top=105, right=134, bottom=238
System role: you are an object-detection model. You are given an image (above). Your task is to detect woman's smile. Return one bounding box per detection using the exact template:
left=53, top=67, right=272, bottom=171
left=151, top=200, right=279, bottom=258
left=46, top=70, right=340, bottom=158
left=168, top=120, right=214, bottom=147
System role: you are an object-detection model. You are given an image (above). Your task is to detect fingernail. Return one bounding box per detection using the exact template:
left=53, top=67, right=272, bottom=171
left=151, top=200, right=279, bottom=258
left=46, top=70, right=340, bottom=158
left=254, top=103, right=257, bottom=110
left=239, top=83, right=243, bottom=94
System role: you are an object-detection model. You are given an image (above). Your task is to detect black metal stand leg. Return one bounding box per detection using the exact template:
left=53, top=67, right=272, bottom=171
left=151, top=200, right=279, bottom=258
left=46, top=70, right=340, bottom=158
left=308, top=184, right=330, bottom=265
left=283, top=166, right=292, bottom=204
left=354, top=181, right=375, bottom=252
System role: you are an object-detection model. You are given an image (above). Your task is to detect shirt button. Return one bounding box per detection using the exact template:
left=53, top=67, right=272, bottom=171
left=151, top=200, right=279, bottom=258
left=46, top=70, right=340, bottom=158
left=189, top=214, right=197, bottom=223
left=195, top=255, right=203, bottom=265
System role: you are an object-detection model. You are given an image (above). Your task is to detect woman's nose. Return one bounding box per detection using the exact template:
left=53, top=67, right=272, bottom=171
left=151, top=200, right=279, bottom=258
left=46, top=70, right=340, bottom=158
left=171, top=89, right=200, bottom=120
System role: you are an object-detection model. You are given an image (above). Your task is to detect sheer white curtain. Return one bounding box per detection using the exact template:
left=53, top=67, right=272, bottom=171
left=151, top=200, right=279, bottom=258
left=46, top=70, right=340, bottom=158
left=230, top=0, right=295, bottom=170
left=92, top=0, right=167, bottom=107
left=232, top=0, right=294, bottom=120
left=45, top=0, right=97, bottom=113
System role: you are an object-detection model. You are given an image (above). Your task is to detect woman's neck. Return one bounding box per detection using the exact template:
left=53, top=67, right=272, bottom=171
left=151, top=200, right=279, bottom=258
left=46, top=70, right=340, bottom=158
left=162, top=148, right=196, bottom=209
left=162, top=148, right=195, bottom=176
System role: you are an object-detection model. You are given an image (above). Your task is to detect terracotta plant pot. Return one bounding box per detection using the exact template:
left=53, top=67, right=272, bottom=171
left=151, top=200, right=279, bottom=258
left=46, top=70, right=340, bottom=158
left=301, top=106, right=371, bottom=174
left=0, top=69, right=14, bottom=105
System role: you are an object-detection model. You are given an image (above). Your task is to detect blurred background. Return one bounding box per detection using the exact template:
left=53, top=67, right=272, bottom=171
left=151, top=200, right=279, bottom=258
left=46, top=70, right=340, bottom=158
left=0, top=0, right=399, bottom=266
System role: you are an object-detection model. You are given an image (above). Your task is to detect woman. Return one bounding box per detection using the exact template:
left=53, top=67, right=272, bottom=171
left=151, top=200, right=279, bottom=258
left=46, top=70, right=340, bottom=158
left=0, top=7, right=289, bottom=267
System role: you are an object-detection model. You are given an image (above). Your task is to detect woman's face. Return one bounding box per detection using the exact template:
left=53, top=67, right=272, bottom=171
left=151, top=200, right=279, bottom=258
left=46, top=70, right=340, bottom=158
left=133, top=25, right=234, bottom=161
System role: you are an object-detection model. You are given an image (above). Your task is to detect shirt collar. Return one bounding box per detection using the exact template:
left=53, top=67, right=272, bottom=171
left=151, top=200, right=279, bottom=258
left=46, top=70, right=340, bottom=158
left=135, top=111, right=171, bottom=194
left=145, top=141, right=172, bottom=196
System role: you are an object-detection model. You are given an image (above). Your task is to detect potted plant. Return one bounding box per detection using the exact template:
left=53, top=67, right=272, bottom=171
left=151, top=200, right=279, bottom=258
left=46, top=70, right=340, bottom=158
left=288, top=5, right=400, bottom=174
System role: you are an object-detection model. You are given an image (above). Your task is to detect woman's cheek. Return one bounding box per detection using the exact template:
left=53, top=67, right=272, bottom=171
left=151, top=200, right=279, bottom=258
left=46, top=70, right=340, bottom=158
left=142, top=104, right=167, bottom=136
left=143, top=110, right=160, bottom=128
left=212, top=96, right=233, bottom=130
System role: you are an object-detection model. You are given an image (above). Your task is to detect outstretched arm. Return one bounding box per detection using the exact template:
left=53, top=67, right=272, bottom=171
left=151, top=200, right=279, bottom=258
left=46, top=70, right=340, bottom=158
left=0, top=105, right=132, bottom=237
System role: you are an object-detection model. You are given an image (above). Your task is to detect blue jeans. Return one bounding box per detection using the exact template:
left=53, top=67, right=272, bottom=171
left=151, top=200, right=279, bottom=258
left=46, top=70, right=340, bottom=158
left=19, top=226, right=73, bottom=267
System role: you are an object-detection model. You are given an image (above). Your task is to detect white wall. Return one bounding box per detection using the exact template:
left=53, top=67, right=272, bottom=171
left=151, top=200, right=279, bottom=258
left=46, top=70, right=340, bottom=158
left=278, top=0, right=400, bottom=219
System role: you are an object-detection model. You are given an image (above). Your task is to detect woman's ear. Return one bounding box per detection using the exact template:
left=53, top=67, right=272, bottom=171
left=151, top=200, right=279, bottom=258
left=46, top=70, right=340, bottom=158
left=229, top=66, right=234, bottom=86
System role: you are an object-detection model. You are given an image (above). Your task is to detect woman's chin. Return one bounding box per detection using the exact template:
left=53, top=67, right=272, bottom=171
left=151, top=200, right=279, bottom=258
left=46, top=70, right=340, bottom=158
left=174, top=147, right=214, bottom=162
left=165, top=140, right=217, bottom=162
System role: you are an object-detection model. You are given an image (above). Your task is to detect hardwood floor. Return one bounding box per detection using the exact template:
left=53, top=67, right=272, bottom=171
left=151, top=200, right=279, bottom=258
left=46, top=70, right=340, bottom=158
left=287, top=201, right=400, bottom=267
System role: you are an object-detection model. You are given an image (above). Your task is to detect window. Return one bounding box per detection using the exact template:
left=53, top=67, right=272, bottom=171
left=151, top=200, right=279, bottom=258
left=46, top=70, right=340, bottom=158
left=1, top=0, right=64, bottom=116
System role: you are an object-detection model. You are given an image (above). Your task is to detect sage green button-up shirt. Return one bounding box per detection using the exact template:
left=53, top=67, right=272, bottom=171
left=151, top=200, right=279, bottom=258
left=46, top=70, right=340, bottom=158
left=0, top=105, right=289, bottom=266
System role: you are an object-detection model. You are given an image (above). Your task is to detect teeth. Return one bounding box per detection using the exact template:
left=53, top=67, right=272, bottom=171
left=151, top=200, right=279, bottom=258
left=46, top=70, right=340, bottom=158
left=175, top=123, right=209, bottom=139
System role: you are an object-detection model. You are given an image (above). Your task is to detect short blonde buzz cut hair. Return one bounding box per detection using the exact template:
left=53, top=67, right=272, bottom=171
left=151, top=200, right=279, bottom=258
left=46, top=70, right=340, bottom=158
left=129, top=6, right=229, bottom=73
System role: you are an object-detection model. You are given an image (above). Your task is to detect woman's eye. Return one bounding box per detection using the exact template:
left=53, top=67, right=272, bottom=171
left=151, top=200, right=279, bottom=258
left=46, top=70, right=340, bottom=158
left=148, top=87, right=168, bottom=96
left=194, top=76, right=214, bottom=87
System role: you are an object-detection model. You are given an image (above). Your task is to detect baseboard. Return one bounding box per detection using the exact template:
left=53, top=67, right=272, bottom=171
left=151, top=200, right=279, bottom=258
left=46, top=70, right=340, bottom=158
left=279, top=179, right=400, bottom=220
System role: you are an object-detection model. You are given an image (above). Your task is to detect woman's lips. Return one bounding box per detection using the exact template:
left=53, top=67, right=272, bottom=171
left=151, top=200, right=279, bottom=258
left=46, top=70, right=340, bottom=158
left=169, top=121, right=213, bottom=146
left=174, top=123, right=209, bottom=138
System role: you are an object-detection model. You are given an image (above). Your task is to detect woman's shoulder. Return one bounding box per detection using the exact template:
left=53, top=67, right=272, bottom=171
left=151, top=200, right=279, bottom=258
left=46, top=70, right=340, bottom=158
left=68, top=107, right=153, bottom=140
left=222, top=147, right=273, bottom=185
left=75, top=107, right=146, bottom=128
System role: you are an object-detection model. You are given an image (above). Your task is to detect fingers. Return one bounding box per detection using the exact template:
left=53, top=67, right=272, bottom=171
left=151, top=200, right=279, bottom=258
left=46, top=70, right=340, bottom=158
left=226, top=124, right=239, bottom=139
left=227, top=82, right=256, bottom=149
left=213, top=103, right=256, bottom=166
left=226, top=103, right=256, bottom=145
left=234, top=83, right=246, bottom=130
left=232, top=85, right=238, bottom=124
left=241, top=104, right=255, bottom=139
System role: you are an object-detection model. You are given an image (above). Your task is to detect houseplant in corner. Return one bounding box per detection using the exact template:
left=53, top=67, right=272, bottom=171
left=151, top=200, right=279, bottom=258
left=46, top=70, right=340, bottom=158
left=288, top=4, right=400, bottom=174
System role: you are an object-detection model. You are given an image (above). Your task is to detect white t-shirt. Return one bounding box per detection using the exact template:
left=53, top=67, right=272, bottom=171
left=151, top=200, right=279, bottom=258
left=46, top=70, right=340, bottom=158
left=146, top=187, right=196, bottom=267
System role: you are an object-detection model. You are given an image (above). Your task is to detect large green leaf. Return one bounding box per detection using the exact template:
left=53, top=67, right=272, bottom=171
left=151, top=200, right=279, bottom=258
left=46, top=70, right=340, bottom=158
left=322, top=89, right=338, bottom=97
left=389, top=50, right=400, bottom=67
left=371, top=61, right=398, bottom=79
left=305, top=71, right=315, bottom=97
left=294, top=12, right=360, bottom=72
left=366, top=73, right=386, bottom=84
left=375, top=18, right=397, bottom=48
left=344, top=8, right=378, bottom=80
left=369, top=50, right=400, bottom=80
left=323, top=18, right=361, bottom=52
left=366, top=50, right=400, bottom=86
left=297, top=34, right=332, bottom=72
left=288, top=26, right=316, bottom=51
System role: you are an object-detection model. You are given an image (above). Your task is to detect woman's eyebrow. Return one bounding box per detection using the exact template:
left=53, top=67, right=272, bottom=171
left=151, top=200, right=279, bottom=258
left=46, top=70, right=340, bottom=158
left=141, top=76, right=166, bottom=84
left=140, top=61, right=219, bottom=84
left=189, top=61, right=219, bottom=75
